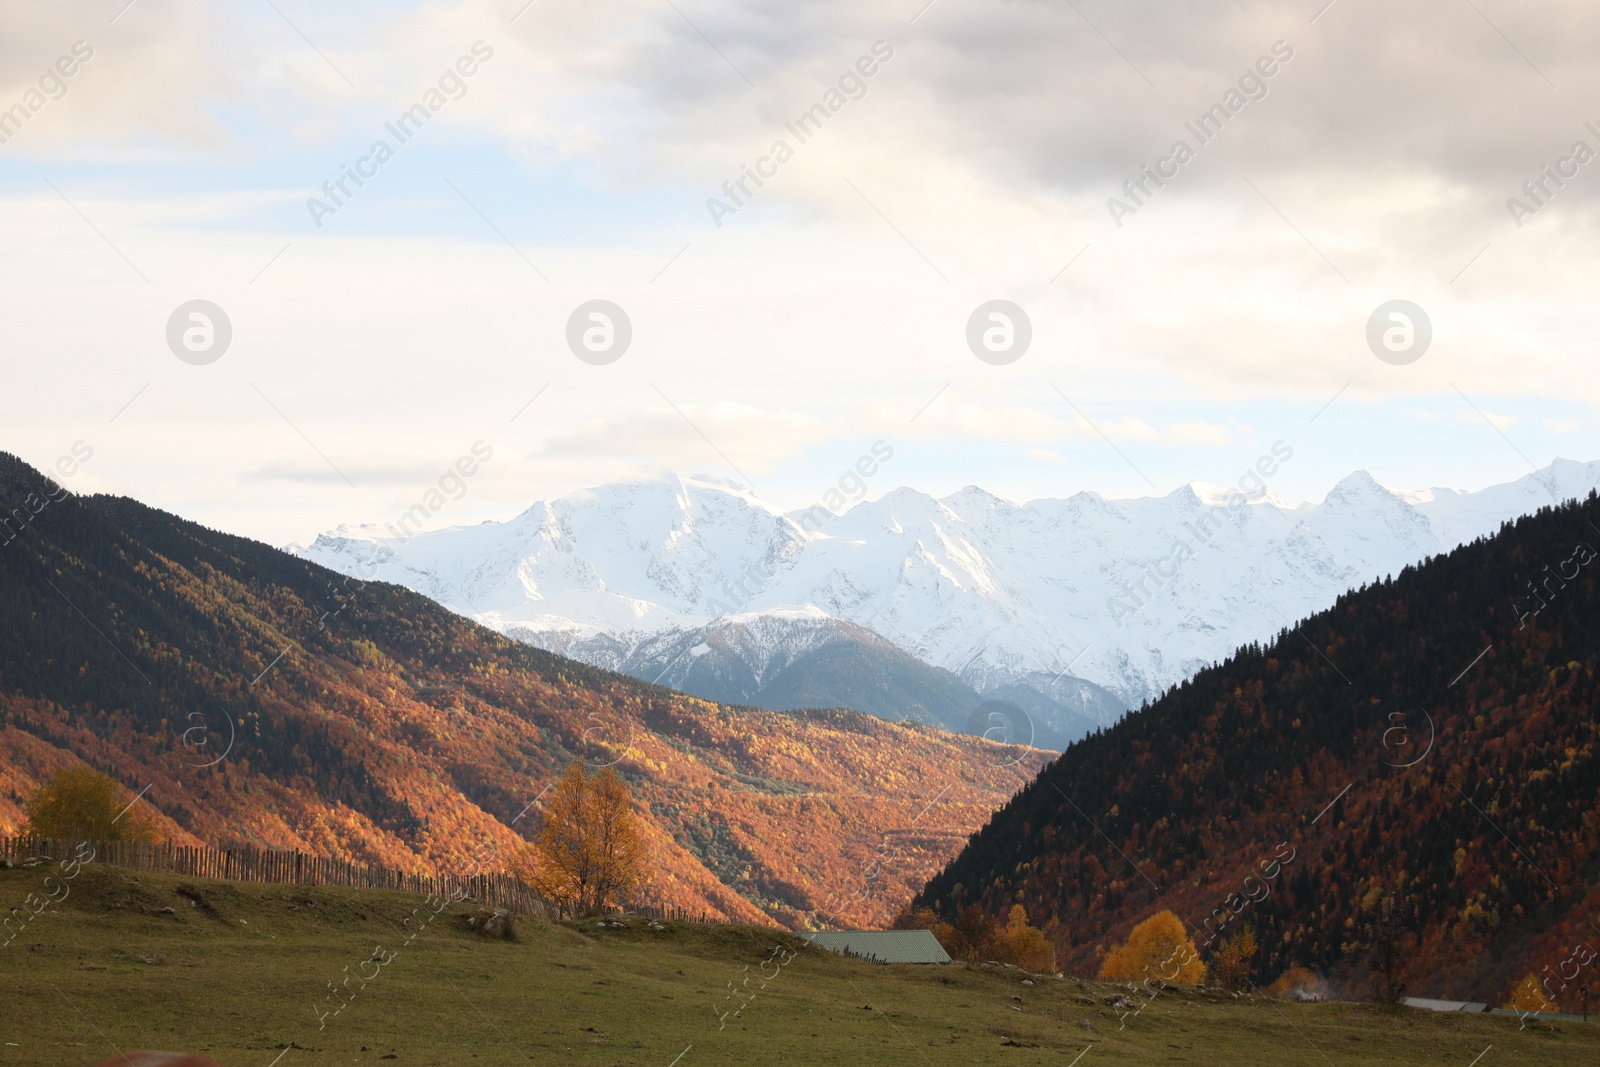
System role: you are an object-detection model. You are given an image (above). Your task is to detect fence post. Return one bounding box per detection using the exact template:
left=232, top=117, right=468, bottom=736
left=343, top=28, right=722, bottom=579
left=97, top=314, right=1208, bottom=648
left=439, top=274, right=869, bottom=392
left=0, top=833, right=553, bottom=920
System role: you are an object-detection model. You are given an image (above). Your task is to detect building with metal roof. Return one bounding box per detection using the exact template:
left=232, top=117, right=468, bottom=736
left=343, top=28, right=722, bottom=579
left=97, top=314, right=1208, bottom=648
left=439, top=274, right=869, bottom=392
left=1401, top=997, right=1489, bottom=1013
left=804, top=930, right=953, bottom=964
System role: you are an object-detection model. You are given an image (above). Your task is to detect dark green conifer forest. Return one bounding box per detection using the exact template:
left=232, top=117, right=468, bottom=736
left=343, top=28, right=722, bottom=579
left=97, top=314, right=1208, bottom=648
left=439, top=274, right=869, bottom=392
left=920, top=490, right=1600, bottom=1004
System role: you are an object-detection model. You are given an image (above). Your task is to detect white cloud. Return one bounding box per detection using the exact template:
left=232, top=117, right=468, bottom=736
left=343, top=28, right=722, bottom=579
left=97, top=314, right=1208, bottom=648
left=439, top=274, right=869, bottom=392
left=0, top=1, right=243, bottom=154
left=1166, top=421, right=1234, bottom=446
left=3, top=0, right=1599, bottom=543
left=534, top=403, right=830, bottom=478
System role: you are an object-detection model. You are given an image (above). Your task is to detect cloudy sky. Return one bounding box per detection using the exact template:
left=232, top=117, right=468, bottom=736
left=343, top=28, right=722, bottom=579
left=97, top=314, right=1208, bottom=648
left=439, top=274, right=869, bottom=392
left=2, top=0, right=1597, bottom=545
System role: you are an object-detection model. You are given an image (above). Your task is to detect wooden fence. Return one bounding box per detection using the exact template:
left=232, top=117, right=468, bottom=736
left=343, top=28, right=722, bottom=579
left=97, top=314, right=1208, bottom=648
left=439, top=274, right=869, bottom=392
left=624, top=900, right=716, bottom=924
left=1, top=836, right=555, bottom=919
left=0, top=837, right=718, bottom=924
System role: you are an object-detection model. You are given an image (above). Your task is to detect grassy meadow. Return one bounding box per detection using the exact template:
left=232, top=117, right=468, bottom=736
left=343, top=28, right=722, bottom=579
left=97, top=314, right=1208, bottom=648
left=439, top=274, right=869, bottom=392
left=1, top=863, right=1592, bottom=1066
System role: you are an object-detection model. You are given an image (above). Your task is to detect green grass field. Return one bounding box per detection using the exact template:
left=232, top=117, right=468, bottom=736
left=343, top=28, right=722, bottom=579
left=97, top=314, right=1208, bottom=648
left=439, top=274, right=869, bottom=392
left=1, top=862, right=1593, bottom=1066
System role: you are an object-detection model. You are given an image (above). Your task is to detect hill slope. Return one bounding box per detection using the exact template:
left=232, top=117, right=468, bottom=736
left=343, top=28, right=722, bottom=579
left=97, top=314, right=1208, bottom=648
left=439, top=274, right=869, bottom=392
left=918, top=492, right=1600, bottom=1007
left=525, top=612, right=977, bottom=724
left=0, top=453, right=1043, bottom=929
left=521, top=611, right=1110, bottom=751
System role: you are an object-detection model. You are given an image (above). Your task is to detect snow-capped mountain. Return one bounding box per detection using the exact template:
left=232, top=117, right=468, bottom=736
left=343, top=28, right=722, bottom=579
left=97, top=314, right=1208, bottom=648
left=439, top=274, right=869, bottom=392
left=289, top=458, right=1600, bottom=743
left=512, top=606, right=1122, bottom=751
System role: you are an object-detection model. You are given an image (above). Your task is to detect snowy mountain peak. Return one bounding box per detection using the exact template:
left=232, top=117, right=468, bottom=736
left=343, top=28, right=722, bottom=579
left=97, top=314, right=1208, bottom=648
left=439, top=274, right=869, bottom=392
left=290, top=459, right=1600, bottom=728
left=1544, top=457, right=1600, bottom=497
left=1324, top=469, right=1397, bottom=506
left=941, top=485, right=1014, bottom=514
left=1167, top=483, right=1206, bottom=507
left=871, top=486, right=949, bottom=514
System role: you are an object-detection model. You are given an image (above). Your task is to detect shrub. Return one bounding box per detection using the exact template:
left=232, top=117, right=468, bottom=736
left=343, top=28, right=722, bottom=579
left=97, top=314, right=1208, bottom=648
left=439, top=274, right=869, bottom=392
left=1266, top=966, right=1324, bottom=1000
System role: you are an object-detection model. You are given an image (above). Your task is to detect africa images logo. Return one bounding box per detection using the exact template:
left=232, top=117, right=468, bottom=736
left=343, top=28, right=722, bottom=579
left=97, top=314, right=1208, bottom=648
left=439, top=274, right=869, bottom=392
left=306, top=42, right=495, bottom=229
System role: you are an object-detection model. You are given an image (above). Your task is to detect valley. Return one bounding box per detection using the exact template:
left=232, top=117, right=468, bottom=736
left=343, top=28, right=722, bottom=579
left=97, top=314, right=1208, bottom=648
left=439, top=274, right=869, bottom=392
left=0, top=453, right=1041, bottom=930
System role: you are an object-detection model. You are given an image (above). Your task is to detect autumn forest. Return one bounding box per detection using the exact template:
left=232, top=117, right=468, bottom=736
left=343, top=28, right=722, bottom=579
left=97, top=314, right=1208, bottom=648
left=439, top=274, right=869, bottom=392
left=5, top=449, right=1600, bottom=1012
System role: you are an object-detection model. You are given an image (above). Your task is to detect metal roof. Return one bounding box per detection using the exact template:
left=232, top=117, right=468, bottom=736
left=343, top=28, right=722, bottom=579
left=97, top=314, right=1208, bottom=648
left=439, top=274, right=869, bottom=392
left=804, top=930, right=953, bottom=964
left=1402, top=997, right=1490, bottom=1013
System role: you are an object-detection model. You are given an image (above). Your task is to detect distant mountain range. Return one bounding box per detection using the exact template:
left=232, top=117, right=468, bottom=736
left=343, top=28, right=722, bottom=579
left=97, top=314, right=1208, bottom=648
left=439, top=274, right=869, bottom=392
left=918, top=487, right=1600, bottom=1006
left=292, top=458, right=1600, bottom=745
left=520, top=610, right=1114, bottom=751
left=0, top=452, right=1043, bottom=929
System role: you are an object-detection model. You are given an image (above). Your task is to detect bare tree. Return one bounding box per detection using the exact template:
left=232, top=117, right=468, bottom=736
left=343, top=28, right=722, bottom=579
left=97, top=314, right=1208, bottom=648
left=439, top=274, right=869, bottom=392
left=1367, top=892, right=1408, bottom=1005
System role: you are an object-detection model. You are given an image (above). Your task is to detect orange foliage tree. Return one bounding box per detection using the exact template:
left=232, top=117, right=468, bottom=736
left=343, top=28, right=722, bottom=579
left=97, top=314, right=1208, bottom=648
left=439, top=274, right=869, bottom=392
left=892, top=905, right=948, bottom=945
left=1098, top=910, right=1205, bottom=984
left=894, top=903, right=1055, bottom=972
left=895, top=904, right=991, bottom=961
left=1211, top=924, right=1258, bottom=991
left=1505, top=973, right=1557, bottom=1014
left=998, top=904, right=1057, bottom=973
left=1266, top=966, right=1323, bottom=1000
left=24, top=767, right=155, bottom=843
left=521, top=763, right=645, bottom=915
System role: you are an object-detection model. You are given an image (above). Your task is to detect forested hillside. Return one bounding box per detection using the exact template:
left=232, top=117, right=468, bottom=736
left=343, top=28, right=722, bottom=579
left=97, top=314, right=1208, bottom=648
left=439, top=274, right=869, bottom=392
left=919, top=491, right=1600, bottom=1006
left=0, top=453, right=1043, bottom=928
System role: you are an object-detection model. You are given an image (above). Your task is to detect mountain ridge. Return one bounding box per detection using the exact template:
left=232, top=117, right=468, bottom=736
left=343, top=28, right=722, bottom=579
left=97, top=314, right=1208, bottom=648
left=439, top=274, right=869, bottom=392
left=0, top=452, right=1044, bottom=930
left=916, top=489, right=1600, bottom=1006
left=292, top=458, right=1600, bottom=740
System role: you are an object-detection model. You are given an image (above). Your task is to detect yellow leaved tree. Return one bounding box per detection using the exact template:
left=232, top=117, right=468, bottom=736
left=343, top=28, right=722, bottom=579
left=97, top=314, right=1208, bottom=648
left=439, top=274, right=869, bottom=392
left=1098, top=909, right=1206, bottom=985
left=24, top=767, right=155, bottom=843
left=521, top=763, right=645, bottom=916
left=1506, top=972, right=1557, bottom=1014
left=997, top=904, right=1057, bottom=973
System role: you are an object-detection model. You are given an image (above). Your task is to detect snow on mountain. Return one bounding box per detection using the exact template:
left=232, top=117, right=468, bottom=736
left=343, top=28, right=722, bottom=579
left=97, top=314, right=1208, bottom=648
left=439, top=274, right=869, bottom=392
left=298, top=474, right=803, bottom=634
left=287, top=459, right=1600, bottom=736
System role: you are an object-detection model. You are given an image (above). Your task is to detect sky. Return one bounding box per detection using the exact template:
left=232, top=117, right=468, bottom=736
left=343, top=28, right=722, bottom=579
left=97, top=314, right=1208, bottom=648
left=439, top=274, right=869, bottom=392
left=2, top=0, right=1598, bottom=546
